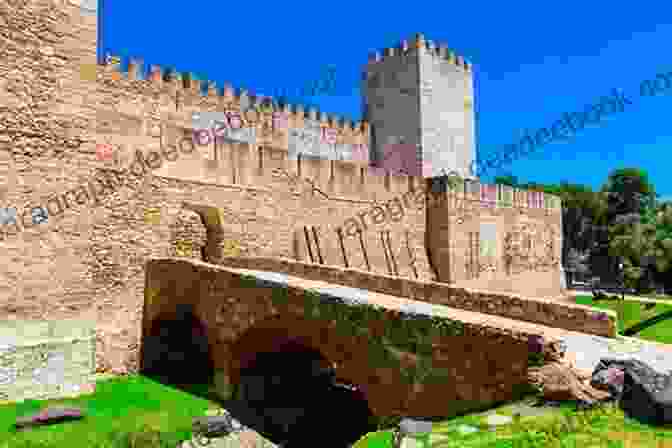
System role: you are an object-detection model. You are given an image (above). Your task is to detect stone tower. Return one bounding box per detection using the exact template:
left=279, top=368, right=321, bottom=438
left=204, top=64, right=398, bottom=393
left=362, top=33, right=476, bottom=179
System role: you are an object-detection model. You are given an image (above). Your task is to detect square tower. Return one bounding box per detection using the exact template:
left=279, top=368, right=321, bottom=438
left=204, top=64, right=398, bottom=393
left=362, top=34, right=476, bottom=179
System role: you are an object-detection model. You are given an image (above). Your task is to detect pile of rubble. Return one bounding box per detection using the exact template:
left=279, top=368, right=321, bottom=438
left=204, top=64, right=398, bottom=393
left=528, top=357, right=672, bottom=425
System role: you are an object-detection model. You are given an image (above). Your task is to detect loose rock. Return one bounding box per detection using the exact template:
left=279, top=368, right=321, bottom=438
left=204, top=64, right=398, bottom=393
left=528, top=360, right=612, bottom=404
left=398, top=418, right=433, bottom=435
left=15, top=406, right=84, bottom=430
left=485, top=414, right=512, bottom=427
left=193, top=410, right=243, bottom=438
left=591, top=358, right=672, bottom=425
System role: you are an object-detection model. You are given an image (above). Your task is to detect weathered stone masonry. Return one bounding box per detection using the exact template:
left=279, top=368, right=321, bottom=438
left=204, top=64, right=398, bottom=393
left=0, top=0, right=598, bottom=406
left=213, top=256, right=616, bottom=338
left=143, top=258, right=568, bottom=419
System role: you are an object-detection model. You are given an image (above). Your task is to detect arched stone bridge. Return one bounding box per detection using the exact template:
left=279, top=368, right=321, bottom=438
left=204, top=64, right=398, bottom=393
left=141, top=257, right=573, bottom=420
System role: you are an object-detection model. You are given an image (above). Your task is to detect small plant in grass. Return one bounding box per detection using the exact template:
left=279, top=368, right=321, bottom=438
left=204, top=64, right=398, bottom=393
left=105, top=425, right=184, bottom=448
left=509, top=429, right=552, bottom=447
left=373, top=414, right=404, bottom=432
left=482, top=403, right=622, bottom=448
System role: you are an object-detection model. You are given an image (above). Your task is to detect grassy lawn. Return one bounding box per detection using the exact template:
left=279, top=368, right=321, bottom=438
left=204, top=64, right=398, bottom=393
left=575, top=295, right=672, bottom=344
left=355, top=401, right=672, bottom=447
left=637, top=293, right=672, bottom=302
left=2, top=373, right=671, bottom=448
left=0, top=375, right=221, bottom=448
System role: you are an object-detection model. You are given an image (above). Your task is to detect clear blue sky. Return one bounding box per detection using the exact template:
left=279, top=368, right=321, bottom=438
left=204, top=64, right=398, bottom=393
left=100, top=0, right=672, bottom=202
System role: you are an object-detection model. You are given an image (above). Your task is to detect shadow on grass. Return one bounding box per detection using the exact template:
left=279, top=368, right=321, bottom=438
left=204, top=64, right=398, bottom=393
left=141, top=373, right=218, bottom=404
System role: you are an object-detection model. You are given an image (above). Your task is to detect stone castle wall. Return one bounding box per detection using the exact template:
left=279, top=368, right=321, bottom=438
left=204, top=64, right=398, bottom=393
left=0, top=0, right=565, bottom=385
left=427, top=186, right=564, bottom=298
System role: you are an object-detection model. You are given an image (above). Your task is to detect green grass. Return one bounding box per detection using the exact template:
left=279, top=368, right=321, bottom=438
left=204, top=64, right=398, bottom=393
left=352, top=430, right=395, bottom=448
left=636, top=292, right=672, bottom=302
left=574, top=295, right=672, bottom=344
left=355, top=401, right=672, bottom=447
left=0, top=375, right=221, bottom=448
left=3, top=374, right=672, bottom=448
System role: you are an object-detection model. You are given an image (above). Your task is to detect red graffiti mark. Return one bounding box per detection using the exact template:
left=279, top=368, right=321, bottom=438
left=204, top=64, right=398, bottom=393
left=96, top=143, right=115, bottom=161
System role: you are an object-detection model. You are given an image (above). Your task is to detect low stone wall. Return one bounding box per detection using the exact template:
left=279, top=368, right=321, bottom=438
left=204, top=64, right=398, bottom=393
left=215, top=256, right=617, bottom=337
left=0, top=319, right=96, bottom=404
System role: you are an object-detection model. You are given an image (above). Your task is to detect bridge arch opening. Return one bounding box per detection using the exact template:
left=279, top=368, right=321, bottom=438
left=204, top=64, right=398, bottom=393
left=141, top=305, right=214, bottom=386
left=231, top=326, right=376, bottom=447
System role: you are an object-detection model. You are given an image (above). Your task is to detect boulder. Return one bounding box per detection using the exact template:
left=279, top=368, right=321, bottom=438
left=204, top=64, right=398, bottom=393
left=15, top=406, right=84, bottom=430
left=528, top=360, right=611, bottom=405
left=192, top=411, right=243, bottom=438
left=398, top=418, right=433, bottom=435
left=591, top=359, right=630, bottom=399
left=390, top=418, right=434, bottom=448
left=592, top=358, right=672, bottom=425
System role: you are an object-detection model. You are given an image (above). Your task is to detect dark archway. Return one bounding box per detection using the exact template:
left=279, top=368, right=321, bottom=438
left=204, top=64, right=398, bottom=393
left=232, top=337, right=376, bottom=448
left=141, top=305, right=214, bottom=387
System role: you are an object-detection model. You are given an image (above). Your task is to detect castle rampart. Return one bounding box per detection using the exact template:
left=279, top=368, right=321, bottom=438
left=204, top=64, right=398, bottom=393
left=95, top=55, right=371, bottom=165
left=0, top=0, right=566, bottom=395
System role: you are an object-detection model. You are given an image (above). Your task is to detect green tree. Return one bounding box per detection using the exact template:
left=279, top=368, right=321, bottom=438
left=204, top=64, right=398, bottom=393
left=608, top=202, right=672, bottom=292
left=601, top=168, right=657, bottom=221
left=597, top=168, right=657, bottom=289
left=644, top=203, right=672, bottom=291
left=493, top=174, right=519, bottom=187
left=565, top=247, right=590, bottom=285
left=547, top=181, right=608, bottom=271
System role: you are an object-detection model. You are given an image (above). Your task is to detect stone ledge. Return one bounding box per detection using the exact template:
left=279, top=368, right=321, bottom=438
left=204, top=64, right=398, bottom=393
left=204, top=256, right=616, bottom=338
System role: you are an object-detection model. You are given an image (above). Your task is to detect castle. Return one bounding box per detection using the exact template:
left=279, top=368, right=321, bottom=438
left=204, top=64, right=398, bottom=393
left=0, top=0, right=571, bottom=405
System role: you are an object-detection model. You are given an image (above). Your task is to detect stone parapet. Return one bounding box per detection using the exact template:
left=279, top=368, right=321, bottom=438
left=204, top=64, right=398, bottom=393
left=213, top=256, right=617, bottom=338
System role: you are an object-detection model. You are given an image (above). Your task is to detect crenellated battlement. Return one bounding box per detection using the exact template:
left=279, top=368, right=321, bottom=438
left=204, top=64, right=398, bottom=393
left=360, top=33, right=475, bottom=179
left=94, top=43, right=548, bottom=211
left=99, top=54, right=369, bottom=134
left=91, top=44, right=556, bottom=212
left=96, top=33, right=471, bottom=176
left=366, top=33, right=472, bottom=72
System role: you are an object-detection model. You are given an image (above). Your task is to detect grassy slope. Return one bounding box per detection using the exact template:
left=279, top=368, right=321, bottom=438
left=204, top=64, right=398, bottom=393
left=574, top=295, right=672, bottom=344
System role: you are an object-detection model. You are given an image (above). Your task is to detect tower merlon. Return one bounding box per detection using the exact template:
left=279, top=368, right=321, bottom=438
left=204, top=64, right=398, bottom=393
left=128, top=58, right=143, bottom=80
left=365, top=34, right=471, bottom=72
left=149, top=65, right=163, bottom=83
